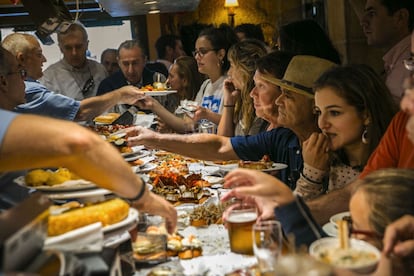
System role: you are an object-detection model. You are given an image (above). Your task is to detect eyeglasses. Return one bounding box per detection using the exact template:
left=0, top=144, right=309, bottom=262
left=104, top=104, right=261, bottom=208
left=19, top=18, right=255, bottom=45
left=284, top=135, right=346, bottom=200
left=347, top=218, right=382, bottom=240
left=81, top=76, right=95, bottom=94
left=192, top=48, right=217, bottom=58
left=8, top=69, right=27, bottom=79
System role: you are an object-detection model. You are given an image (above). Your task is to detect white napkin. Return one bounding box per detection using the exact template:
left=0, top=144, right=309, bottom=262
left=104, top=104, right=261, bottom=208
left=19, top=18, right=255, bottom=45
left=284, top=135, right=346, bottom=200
left=134, top=114, right=155, bottom=128
left=44, top=222, right=104, bottom=253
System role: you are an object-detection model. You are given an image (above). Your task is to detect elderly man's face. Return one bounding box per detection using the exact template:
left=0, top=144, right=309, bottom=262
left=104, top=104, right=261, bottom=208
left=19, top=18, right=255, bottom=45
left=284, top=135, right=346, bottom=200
left=24, top=37, right=47, bottom=80
left=118, top=46, right=146, bottom=85
left=275, top=88, right=315, bottom=135
left=0, top=51, right=26, bottom=110
left=101, top=51, right=119, bottom=75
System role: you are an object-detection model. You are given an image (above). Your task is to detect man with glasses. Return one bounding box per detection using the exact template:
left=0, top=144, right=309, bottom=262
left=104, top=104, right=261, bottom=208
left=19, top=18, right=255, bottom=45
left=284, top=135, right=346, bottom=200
left=349, top=0, right=414, bottom=102
left=2, top=33, right=145, bottom=122
left=40, top=22, right=107, bottom=100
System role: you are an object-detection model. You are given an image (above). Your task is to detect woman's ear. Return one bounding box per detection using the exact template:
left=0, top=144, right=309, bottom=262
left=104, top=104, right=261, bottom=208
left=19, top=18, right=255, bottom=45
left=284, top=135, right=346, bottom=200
left=363, top=111, right=371, bottom=126
left=217, top=49, right=226, bottom=61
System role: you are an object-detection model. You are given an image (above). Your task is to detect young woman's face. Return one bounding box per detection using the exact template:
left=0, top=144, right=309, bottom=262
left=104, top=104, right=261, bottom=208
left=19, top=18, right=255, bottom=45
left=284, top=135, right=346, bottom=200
left=167, top=64, right=185, bottom=93
left=250, top=70, right=281, bottom=121
left=194, top=36, right=221, bottom=77
left=314, top=87, right=366, bottom=151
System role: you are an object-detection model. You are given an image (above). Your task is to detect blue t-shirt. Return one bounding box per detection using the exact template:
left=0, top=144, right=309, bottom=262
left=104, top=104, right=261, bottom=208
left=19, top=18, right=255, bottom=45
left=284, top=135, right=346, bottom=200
left=0, top=109, right=18, bottom=146
left=14, top=79, right=80, bottom=120
left=230, top=127, right=302, bottom=190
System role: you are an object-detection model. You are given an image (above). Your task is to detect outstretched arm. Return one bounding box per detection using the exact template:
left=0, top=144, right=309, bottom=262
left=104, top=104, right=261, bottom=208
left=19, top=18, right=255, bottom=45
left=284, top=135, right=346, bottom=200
left=76, top=86, right=144, bottom=121
left=125, top=126, right=239, bottom=161
left=136, top=96, right=195, bottom=133
left=0, top=114, right=177, bottom=233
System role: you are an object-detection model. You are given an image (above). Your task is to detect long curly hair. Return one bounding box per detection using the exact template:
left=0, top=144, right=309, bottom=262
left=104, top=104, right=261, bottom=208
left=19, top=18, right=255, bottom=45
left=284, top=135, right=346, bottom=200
left=227, top=39, right=268, bottom=133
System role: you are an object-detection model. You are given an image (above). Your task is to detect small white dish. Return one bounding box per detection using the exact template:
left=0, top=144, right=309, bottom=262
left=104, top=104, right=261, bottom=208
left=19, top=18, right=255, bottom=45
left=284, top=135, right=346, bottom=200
left=329, top=211, right=351, bottom=228
left=322, top=222, right=338, bottom=237
left=309, top=237, right=380, bottom=274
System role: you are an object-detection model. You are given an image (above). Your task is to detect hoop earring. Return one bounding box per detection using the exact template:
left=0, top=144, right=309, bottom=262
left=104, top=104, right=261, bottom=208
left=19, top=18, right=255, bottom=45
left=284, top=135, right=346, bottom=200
left=362, top=127, right=368, bottom=144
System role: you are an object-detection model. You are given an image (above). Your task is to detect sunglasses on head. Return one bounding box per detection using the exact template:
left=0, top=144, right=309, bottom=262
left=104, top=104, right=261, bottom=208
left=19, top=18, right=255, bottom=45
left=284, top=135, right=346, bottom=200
left=81, top=76, right=95, bottom=94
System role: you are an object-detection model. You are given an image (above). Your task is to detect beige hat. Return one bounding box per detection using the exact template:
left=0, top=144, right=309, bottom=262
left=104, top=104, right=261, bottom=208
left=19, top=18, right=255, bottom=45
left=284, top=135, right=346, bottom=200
left=261, top=55, right=337, bottom=98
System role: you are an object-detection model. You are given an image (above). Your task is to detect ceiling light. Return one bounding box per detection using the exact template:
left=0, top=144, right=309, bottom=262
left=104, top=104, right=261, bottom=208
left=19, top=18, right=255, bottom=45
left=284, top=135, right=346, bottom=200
left=144, top=1, right=158, bottom=4
left=148, top=9, right=160, bottom=14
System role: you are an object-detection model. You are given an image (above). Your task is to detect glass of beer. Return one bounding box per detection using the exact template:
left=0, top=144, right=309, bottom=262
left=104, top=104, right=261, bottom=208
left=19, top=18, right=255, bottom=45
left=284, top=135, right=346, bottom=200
left=225, top=203, right=258, bottom=255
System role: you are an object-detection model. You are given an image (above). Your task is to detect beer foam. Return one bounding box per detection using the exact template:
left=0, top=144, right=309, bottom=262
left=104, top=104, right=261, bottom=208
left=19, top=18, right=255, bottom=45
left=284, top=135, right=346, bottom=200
left=227, top=212, right=257, bottom=223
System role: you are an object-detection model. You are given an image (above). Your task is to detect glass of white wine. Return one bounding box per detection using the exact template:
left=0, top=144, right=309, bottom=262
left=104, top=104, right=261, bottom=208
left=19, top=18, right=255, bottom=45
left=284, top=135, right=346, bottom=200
left=253, top=220, right=282, bottom=275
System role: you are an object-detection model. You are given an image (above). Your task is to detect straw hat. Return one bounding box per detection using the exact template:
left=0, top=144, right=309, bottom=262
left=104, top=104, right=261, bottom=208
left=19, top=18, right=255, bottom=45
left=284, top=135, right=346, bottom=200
left=261, top=55, right=337, bottom=97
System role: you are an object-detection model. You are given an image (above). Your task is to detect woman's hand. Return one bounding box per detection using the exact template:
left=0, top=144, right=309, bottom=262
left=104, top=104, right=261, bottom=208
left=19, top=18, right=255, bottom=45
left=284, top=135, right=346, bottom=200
left=192, top=106, right=209, bottom=121
left=221, top=168, right=295, bottom=207
left=223, top=78, right=240, bottom=105
left=124, top=126, right=157, bottom=147
left=302, top=133, right=330, bottom=171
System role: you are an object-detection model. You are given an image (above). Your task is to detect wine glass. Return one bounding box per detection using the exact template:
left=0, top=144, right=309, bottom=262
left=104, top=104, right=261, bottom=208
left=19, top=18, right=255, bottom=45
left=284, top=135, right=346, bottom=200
left=253, top=220, right=282, bottom=275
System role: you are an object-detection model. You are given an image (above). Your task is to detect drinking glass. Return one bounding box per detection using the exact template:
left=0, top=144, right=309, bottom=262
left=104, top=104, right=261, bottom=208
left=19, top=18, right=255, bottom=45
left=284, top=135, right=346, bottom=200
left=253, top=220, right=282, bottom=275
left=225, top=203, right=258, bottom=255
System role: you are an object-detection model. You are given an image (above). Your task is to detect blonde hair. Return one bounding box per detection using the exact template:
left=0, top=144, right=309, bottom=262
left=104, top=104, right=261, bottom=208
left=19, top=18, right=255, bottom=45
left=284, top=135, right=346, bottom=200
left=354, top=168, right=414, bottom=240
left=227, top=39, right=267, bottom=134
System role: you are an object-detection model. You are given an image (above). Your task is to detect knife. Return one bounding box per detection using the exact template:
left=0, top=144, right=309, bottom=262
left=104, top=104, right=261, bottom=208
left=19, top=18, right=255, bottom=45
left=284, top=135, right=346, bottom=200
left=111, top=106, right=138, bottom=125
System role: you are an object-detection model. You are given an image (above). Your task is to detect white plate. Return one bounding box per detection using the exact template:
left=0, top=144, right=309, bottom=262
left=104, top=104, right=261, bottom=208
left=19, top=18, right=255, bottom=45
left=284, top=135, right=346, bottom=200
left=124, top=150, right=151, bottom=162
left=121, top=145, right=145, bottom=157
left=205, top=161, right=288, bottom=172
left=14, top=176, right=96, bottom=192
left=141, top=90, right=177, bottom=96
left=204, top=161, right=239, bottom=171
left=261, top=163, right=288, bottom=172
left=45, top=208, right=139, bottom=245
left=322, top=222, right=338, bottom=237
left=103, top=208, right=139, bottom=233
left=329, top=211, right=351, bottom=227
left=135, top=163, right=157, bottom=173
left=46, top=188, right=112, bottom=200
left=202, top=175, right=224, bottom=185
left=130, top=156, right=155, bottom=172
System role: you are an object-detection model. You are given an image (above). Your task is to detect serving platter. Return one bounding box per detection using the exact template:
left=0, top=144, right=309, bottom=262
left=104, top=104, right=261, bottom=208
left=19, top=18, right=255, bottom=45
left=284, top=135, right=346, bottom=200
left=46, top=188, right=112, bottom=200
left=14, top=176, right=96, bottom=192
left=204, top=161, right=288, bottom=172
left=103, top=208, right=139, bottom=233
left=141, top=90, right=177, bottom=96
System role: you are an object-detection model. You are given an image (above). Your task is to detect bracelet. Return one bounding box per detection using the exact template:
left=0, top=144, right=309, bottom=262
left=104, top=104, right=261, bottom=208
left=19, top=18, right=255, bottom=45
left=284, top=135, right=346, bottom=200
left=123, top=176, right=146, bottom=203
left=223, top=104, right=235, bottom=107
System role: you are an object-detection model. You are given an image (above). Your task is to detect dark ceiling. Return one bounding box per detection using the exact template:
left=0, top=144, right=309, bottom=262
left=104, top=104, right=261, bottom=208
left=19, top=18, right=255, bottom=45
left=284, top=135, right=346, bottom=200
left=0, top=0, right=200, bottom=29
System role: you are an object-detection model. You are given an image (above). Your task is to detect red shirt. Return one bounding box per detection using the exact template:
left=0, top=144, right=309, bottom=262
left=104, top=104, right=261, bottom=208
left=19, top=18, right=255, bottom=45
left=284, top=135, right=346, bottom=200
left=360, top=111, right=414, bottom=178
